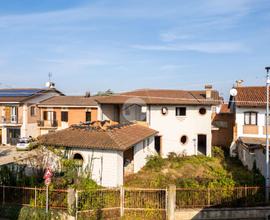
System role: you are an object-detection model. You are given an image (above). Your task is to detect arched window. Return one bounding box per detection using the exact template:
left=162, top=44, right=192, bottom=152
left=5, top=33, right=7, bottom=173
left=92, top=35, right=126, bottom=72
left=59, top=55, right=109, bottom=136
left=73, top=153, right=84, bottom=167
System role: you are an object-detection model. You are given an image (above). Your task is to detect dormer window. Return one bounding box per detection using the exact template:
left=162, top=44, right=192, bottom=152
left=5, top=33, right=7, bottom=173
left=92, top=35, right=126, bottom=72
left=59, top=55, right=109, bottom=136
left=244, top=112, right=257, bottom=125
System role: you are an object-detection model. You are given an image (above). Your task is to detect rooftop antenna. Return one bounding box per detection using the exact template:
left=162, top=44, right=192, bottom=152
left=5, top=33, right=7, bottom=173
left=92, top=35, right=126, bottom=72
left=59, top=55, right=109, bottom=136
left=45, top=72, right=55, bottom=89
left=48, top=72, right=52, bottom=82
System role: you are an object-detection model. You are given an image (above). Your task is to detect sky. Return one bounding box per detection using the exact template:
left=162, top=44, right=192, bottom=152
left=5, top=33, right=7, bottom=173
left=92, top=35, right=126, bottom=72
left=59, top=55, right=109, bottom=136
left=0, top=0, right=270, bottom=98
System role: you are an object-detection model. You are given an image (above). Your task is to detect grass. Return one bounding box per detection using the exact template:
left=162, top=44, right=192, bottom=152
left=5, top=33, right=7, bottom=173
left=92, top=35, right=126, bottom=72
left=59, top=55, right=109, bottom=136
left=124, top=147, right=264, bottom=188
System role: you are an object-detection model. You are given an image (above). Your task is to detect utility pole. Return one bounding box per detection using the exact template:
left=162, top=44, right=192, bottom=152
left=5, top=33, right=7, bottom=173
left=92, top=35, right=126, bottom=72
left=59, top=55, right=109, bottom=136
left=265, top=66, right=270, bottom=203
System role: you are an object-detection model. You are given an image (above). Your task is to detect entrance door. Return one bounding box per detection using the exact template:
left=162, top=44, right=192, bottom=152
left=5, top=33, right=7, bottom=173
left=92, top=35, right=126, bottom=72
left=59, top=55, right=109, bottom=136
left=155, top=136, right=161, bottom=155
left=0, top=129, right=2, bottom=144
left=7, top=128, right=20, bottom=145
left=198, top=135, right=207, bottom=155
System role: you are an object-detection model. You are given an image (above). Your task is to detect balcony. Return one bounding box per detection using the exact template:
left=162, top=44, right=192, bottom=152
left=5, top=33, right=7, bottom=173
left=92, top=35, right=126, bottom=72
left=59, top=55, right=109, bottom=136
left=38, top=120, right=58, bottom=128
left=0, top=116, right=21, bottom=125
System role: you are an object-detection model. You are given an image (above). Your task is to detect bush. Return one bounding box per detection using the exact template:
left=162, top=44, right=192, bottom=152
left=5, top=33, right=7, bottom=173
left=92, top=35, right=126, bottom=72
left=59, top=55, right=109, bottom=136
left=145, top=155, right=165, bottom=170
left=212, top=146, right=225, bottom=160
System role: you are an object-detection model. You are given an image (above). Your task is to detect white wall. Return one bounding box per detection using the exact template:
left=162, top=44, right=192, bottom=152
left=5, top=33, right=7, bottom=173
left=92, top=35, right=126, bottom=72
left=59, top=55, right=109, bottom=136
left=133, top=136, right=156, bottom=172
left=235, top=107, right=265, bottom=138
left=67, top=148, right=123, bottom=188
left=149, top=105, right=212, bottom=157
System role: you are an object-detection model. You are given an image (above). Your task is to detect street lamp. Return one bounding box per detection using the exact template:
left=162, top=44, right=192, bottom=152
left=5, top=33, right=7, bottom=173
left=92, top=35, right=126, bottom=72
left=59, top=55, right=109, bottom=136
left=265, top=66, right=270, bottom=203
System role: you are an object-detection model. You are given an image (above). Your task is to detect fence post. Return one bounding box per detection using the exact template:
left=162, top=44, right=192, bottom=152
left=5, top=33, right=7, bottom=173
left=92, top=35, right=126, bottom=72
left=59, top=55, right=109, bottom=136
left=167, top=185, right=176, bottom=220
left=120, top=186, right=125, bottom=217
left=34, top=187, right=37, bottom=207
left=67, top=188, right=76, bottom=217
left=75, top=190, right=78, bottom=220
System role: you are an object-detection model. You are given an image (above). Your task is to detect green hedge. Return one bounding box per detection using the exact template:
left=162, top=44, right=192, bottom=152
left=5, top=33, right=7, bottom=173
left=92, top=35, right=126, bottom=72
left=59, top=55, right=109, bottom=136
left=0, top=206, right=63, bottom=220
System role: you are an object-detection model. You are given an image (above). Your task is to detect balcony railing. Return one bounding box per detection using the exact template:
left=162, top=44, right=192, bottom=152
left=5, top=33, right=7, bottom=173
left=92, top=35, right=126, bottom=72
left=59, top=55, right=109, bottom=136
left=38, top=120, right=58, bottom=128
left=0, top=116, right=21, bottom=124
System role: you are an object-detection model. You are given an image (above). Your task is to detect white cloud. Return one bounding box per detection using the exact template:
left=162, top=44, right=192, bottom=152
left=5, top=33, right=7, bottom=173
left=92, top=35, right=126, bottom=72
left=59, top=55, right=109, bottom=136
left=132, top=42, right=247, bottom=54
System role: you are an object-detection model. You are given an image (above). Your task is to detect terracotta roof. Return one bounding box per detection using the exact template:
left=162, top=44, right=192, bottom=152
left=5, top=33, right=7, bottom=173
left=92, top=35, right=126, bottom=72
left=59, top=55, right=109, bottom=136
left=95, top=89, right=222, bottom=105
left=38, top=122, right=158, bottom=151
left=220, top=104, right=231, bottom=114
left=233, top=86, right=269, bottom=107
left=39, top=96, right=98, bottom=107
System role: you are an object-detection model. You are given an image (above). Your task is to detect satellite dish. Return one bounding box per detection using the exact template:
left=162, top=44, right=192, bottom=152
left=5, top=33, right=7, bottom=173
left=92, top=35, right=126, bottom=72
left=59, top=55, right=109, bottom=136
left=230, top=88, right=238, bottom=97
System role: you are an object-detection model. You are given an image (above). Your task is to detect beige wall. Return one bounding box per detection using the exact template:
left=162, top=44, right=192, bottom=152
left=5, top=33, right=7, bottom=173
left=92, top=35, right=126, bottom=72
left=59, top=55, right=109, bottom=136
left=243, top=125, right=259, bottom=135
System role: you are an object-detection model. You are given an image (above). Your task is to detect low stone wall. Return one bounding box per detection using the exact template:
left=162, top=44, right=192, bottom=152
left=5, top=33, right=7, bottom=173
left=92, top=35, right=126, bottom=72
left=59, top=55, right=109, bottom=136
left=176, top=207, right=270, bottom=220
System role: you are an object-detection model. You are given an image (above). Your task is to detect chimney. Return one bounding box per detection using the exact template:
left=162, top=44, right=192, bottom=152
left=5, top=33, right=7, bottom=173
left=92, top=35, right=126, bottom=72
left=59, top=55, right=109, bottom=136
left=235, top=80, right=244, bottom=87
left=205, top=85, right=213, bottom=99
left=85, top=91, right=91, bottom=97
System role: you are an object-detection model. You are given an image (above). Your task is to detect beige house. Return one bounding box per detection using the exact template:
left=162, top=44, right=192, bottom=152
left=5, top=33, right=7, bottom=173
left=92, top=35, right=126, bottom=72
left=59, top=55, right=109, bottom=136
left=0, top=88, right=62, bottom=145
left=37, top=96, right=99, bottom=135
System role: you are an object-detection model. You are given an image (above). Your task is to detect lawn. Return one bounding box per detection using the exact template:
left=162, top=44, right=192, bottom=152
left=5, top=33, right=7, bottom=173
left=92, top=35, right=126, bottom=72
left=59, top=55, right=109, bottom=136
left=124, top=147, right=264, bottom=188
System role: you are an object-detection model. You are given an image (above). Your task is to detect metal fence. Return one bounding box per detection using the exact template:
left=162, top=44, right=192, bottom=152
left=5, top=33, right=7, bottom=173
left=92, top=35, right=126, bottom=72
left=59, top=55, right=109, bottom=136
left=76, top=187, right=167, bottom=219
left=0, top=185, right=269, bottom=218
left=0, top=186, right=68, bottom=210
left=176, top=187, right=267, bottom=209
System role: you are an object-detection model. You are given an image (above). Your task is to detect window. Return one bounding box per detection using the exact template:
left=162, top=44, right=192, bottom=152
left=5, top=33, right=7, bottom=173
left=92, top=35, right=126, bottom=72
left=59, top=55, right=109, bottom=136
left=199, top=107, right=207, bottom=115
left=43, top=111, right=56, bottom=121
left=86, top=112, right=91, bottom=122
left=43, top=111, right=48, bottom=120
left=180, top=135, right=188, bottom=145
left=176, top=107, right=186, bottom=116
left=30, top=106, right=36, bottom=116
left=244, top=112, right=257, bottom=125
left=73, top=153, right=84, bottom=167
left=161, top=107, right=168, bottom=115
left=61, top=111, right=68, bottom=122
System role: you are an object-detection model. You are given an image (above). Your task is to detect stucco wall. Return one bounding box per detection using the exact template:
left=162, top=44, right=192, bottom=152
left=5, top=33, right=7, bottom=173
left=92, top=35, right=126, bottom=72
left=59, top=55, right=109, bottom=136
left=235, top=107, right=265, bottom=138
left=237, top=144, right=255, bottom=170
left=149, top=105, right=212, bottom=157
left=133, top=136, right=156, bottom=172
left=67, top=148, right=123, bottom=187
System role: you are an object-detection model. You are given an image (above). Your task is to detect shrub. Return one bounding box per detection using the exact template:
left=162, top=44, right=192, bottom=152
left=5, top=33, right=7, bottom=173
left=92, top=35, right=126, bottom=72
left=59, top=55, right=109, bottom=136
left=145, top=155, right=165, bottom=170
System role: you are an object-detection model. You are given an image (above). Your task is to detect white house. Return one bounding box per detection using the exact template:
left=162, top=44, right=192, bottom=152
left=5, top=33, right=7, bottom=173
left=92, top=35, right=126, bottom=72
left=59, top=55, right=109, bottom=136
left=96, top=86, right=222, bottom=157
left=38, top=121, right=157, bottom=187
left=229, top=85, right=270, bottom=177
left=0, top=85, right=63, bottom=145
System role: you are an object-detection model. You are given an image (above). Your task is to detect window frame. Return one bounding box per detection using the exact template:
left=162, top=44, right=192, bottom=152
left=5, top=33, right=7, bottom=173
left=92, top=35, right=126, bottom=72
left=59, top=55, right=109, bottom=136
left=180, top=135, right=188, bottom=145
left=175, top=107, right=186, bottom=117
left=244, top=111, right=258, bottom=125
left=30, top=106, right=36, bottom=117
left=86, top=111, right=92, bottom=122
left=61, top=111, right=69, bottom=122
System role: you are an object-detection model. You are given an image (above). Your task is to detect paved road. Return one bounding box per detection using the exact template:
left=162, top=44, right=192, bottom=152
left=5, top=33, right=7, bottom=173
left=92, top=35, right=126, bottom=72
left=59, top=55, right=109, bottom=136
left=0, top=145, right=37, bottom=165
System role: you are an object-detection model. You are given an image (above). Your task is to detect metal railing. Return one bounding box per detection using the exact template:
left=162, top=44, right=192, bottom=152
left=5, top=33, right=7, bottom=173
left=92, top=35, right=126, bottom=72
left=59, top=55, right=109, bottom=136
left=0, top=185, right=269, bottom=218
left=0, top=116, right=21, bottom=124
left=37, top=120, right=58, bottom=128
left=176, top=187, right=267, bottom=209
left=0, top=186, right=68, bottom=210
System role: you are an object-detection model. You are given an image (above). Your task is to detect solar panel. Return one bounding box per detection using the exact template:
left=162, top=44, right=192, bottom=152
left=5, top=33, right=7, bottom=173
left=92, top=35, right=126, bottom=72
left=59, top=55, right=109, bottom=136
left=0, top=89, right=42, bottom=97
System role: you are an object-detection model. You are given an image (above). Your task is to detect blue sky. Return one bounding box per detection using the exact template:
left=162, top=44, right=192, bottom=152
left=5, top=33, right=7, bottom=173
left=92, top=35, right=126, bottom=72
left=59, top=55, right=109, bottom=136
left=0, top=0, right=270, bottom=98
